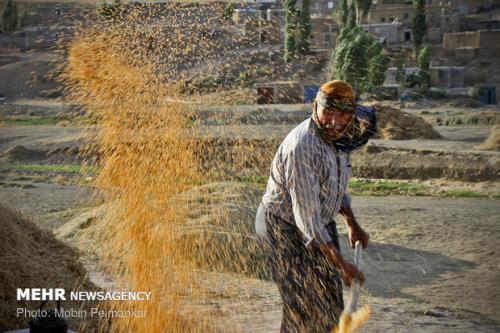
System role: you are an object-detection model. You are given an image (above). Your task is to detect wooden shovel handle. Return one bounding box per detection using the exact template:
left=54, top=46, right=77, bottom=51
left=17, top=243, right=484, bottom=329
left=345, top=241, right=363, bottom=314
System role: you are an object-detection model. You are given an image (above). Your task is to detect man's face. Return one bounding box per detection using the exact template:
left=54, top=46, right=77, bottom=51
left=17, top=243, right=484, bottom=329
left=317, top=104, right=355, bottom=139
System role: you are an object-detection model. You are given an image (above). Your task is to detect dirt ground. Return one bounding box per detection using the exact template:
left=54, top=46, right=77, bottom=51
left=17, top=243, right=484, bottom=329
left=1, top=182, right=499, bottom=332
left=1, top=100, right=499, bottom=332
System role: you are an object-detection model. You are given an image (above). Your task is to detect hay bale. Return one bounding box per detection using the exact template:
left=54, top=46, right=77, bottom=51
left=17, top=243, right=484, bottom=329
left=366, top=102, right=442, bottom=140
left=0, top=204, right=98, bottom=332
left=478, top=126, right=500, bottom=151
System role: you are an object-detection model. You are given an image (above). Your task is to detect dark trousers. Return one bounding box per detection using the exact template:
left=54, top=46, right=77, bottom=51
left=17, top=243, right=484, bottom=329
left=264, top=209, right=344, bottom=333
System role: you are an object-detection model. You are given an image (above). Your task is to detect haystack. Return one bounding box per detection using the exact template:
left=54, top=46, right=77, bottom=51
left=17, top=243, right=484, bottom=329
left=0, top=204, right=98, bottom=332
left=478, top=125, right=500, bottom=151
left=366, top=102, right=442, bottom=140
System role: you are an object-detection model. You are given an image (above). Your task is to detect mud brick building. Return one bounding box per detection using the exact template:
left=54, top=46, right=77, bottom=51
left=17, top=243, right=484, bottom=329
left=363, top=0, right=459, bottom=45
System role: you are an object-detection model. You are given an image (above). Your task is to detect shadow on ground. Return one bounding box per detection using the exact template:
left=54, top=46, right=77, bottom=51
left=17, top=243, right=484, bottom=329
left=338, top=236, right=477, bottom=299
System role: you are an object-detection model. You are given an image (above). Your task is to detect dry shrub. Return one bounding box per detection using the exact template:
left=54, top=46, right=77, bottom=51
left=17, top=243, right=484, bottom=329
left=0, top=204, right=98, bottom=332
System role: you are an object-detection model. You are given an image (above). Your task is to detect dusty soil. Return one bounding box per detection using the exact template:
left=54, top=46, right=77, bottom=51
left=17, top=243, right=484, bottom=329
left=2, top=181, right=499, bottom=332
left=1, top=100, right=499, bottom=332
left=0, top=52, right=63, bottom=99
left=176, top=193, right=500, bottom=333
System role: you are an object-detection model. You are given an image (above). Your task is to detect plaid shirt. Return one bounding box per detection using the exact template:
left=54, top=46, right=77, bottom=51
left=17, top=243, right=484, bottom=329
left=262, top=118, right=351, bottom=246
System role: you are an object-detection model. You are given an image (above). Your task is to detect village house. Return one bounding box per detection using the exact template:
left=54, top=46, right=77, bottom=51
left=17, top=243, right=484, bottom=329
left=363, top=0, right=463, bottom=45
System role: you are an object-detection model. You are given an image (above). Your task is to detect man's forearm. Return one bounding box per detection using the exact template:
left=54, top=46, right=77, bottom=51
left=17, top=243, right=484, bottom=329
left=319, top=241, right=365, bottom=287
left=319, top=241, right=347, bottom=269
left=339, top=201, right=358, bottom=228
left=340, top=199, right=370, bottom=249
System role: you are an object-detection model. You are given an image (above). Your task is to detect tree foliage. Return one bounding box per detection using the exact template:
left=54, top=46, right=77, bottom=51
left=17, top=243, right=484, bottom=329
left=283, top=0, right=298, bottom=63
left=412, top=0, right=427, bottom=57
left=417, top=46, right=430, bottom=91
left=331, top=26, right=388, bottom=94
left=284, top=0, right=311, bottom=62
left=346, top=2, right=356, bottom=30
left=357, top=0, right=373, bottom=18
left=1, top=0, right=18, bottom=32
left=97, top=0, right=125, bottom=20
left=354, top=0, right=372, bottom=24
left=336, top=0, right=349, bottom=26
left=297, top=0, right=311, bottom=54
left=367, top=43, right=389, bottom=88
left=331, top=1, right=387, bottom=94
left=395, top=56, right=406, bottom=88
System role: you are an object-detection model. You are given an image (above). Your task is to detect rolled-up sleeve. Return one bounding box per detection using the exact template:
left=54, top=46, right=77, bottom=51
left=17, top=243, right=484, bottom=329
left=284, top=144, right=331, bottom=246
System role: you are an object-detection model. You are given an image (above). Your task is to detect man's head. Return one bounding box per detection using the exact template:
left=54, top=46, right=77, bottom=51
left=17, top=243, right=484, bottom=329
left=314, top=80, right=356, bottom=140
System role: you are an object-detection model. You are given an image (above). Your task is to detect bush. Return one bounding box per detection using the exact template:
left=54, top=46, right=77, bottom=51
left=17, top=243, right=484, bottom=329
left=426, top=87, right=448, bottom=99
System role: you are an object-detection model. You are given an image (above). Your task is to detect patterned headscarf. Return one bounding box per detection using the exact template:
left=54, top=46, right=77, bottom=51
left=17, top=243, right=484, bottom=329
left=312, top=80, right=356, bottom=144
left=312, top=80, right=377, bottom=151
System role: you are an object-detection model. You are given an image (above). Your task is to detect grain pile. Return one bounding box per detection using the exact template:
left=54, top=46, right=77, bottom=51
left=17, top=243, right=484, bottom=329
left=1, top=145, right=47, bottom=162
left=0, top=204, right=98, bottom=332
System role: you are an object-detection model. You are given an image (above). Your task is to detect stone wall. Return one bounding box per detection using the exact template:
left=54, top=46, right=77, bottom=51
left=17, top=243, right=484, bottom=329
left=443, top=31, right=481, bottom=49
left=443, top=30, right=500, bottom=50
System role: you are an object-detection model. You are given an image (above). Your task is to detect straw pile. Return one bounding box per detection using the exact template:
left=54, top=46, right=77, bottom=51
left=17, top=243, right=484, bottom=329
left=0, top=204, right=98, bottom=332
left=58, top=183, right=269, bottom=283
left=367, top=102, right=442, bottom=140
left=478, top=125, right=500, bottom=151
left=178, top=182, right=266, bottom=278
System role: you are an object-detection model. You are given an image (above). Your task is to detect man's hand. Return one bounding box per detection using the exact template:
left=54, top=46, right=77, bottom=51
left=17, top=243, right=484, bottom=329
left=339, top=260, right=365, bottom=287
left=348, top=224, right=369, bottom=249
left=319, top=241, right=365, bottom=287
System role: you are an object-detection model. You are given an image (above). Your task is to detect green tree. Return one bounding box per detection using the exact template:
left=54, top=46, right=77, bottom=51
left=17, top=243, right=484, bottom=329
left=283, top=0, right=298, bottom=63
left=366, top=43, right=389, bottom=90
left=336, top=0, right=349, bottom=26
left=395, top=56, right=406, bottom=91
left=331, top=26, right=388, bottom=93
left=395, top=57, right=405, bottom=82
left=354, top=0, right=372, bottom=25
left=417, top=46, right=430, bottom=91
left=412, top=0, right=427, bottom=58
left=223, top=4, right=235, bottom=20
left=330, top=0, right=386, bottom=93
left=1, top=0, right=19, bottom=32
left=346, top=2, right=356, bottom=30
left=297, top=0, right=311, bottom=55
left=358, top=0, right=373, bottom=18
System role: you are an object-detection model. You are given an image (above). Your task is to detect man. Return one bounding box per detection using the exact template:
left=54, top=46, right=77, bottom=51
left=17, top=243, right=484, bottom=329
left=256, top=80, right=374, bottom=332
